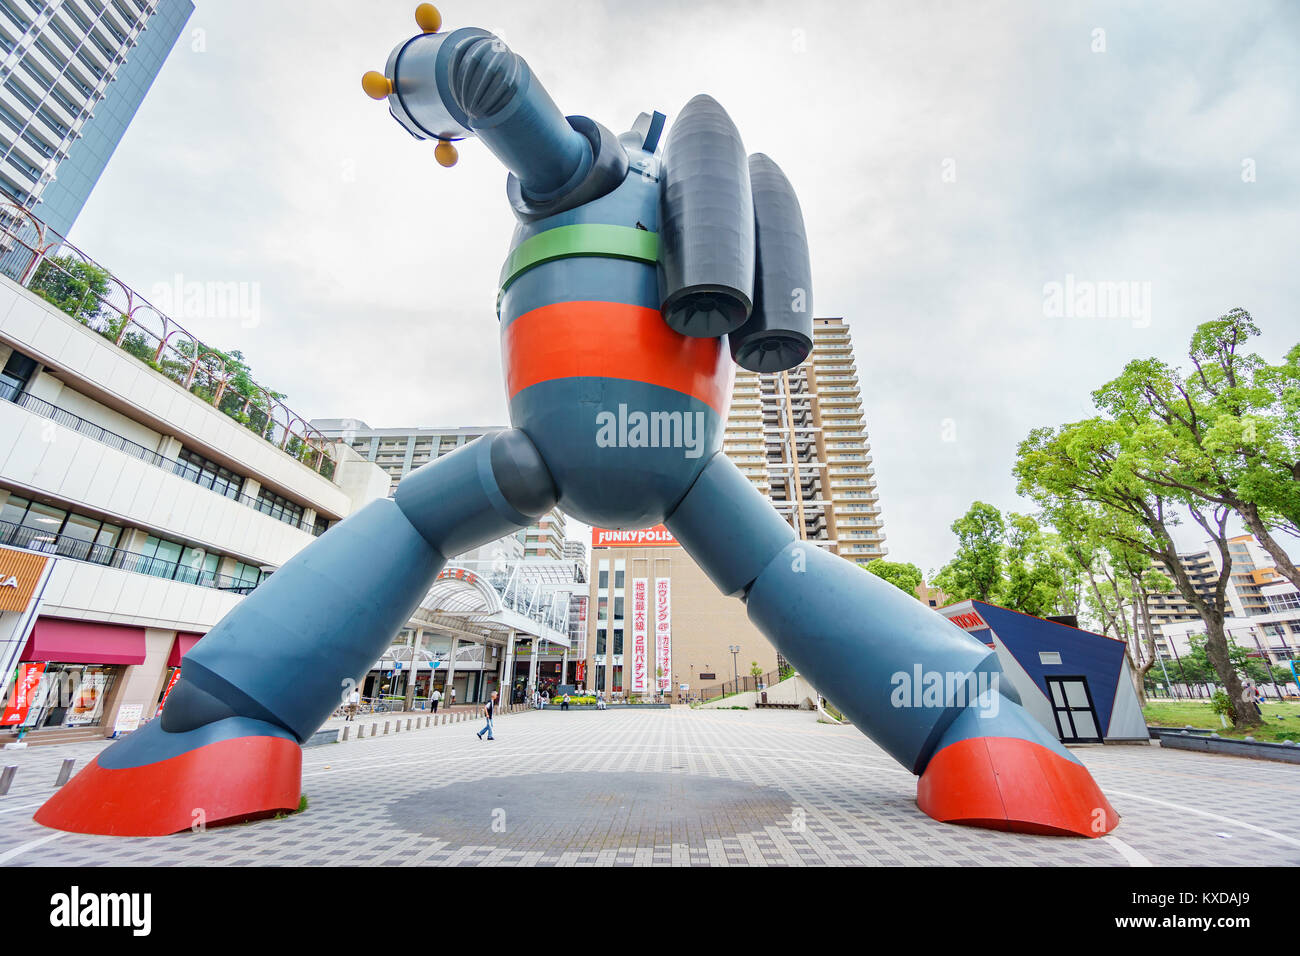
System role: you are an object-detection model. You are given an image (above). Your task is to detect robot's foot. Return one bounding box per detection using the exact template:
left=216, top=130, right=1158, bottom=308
left=915, top=702, right=1119, bottom=838
left=34, top=717, right=301, bottom=836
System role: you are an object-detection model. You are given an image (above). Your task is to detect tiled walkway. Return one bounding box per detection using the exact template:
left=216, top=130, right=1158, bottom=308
left=1, top=708, right=1297, bottom=866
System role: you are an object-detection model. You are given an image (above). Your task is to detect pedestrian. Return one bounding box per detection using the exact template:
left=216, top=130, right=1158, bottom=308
left=450, top=686, right=456, bottom=709
left=346, top=687, right=360, bottom=721
left=431, top=686, right=442, bottom=714
left=541, top=691, right=549, bottom=709
left=561, top=693, right=570, bottom=711
left=477, top=690, right=498, bottom=741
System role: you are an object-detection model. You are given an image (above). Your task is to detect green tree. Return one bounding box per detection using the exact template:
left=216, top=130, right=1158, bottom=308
left=28, top=255, right=111, bottom=326
left=863, top=559, right=923, bottom=598
left=1001, top=513, right=1066, bottom=618
left=1016, top=417, right=1261, bottom=729
left=933, top=502, right=1004, bottom=602
left=1183, top=311, right=1300, bottom=589
left=1177, top=635, right=1283, bottom=688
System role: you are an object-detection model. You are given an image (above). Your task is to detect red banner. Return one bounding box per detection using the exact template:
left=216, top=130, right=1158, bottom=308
left=156, top=667, right=182, bottom=717
left=2, top=661, right=46, bottom=725
left=575, top=659, right=586, bottom=683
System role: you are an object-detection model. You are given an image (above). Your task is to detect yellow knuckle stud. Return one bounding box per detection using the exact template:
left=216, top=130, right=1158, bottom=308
left=361, top=71, right=393, bottom=100
left=414, top=4, right=442, bottom=33
left=434, top=140, right=459, bottom=167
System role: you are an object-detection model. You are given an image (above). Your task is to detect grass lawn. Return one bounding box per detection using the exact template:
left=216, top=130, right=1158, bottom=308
left=1143, top=699, right=1300, bottom=742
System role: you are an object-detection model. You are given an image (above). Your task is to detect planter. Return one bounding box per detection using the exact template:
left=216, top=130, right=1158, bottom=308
left=1148, top=726, right=1300, bottom=764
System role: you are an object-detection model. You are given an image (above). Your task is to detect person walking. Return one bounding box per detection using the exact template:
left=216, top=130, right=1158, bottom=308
left=430, top=686, right=442, bottom=714
left=476, top=690, right=498, bottom=741
left=346, top=687, right=360, bottom=721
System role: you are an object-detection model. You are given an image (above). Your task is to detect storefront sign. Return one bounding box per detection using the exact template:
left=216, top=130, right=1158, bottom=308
left=591, top=526, right=679, bottom=548
left=2, top=661, right=46, bottom=725
left=0, top=547, right=48, bottom=612
left=654, top=578, right=671, bottom=693
left=948, top=611, right=990, bottom=632
left=113, top=703, right=143, bottom=735
left=630, top=577, right=649, bottom=692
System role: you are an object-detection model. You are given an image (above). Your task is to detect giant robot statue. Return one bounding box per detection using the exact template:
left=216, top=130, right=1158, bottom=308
left=36, top=5, right=1119, bottom=838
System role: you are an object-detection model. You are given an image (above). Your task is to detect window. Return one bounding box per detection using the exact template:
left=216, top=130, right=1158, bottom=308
left=1, top=348, right=37, bottom=400
left=228, top=561, right=263, bottom=587
left=254, top=488, right=304, bottom=526
left=0, top=495, right=120, bottom=560
left=174, top=547, right=219, bottom=586
left=613, top=628, right=624, bottom=656
left=138, top=535, right=184, bottom=579
left=174, top=447, right=243, bottom=499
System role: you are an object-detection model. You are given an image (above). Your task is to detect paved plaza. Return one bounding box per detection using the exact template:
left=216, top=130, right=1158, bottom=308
left=1, top=708, right=1298, bottom=866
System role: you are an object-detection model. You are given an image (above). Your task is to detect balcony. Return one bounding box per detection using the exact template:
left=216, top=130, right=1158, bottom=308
left=0, top=519, right=260, bottom=594
left=3, top=385, right=327, bottom=536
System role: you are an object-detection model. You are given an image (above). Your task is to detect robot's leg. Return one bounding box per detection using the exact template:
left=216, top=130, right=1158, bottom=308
left=665, top=454, right=1118, bottom=837
left=35, top=430, right=557, bottom=836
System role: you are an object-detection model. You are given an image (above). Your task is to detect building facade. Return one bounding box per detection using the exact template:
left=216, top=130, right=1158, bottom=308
left=0, top=0, right=193, bottom=235
left=0, top=265, right=390, bottom=741
left=722, top=317, right=886, bottom=562
left=1141, top=535, right=1300, bottom=675
left=584, top=527, right=781, bottom=702
left=312, top=419, right=569, bottom=562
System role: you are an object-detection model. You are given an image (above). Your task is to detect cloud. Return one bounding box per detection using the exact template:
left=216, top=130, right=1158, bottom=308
left=66, top=0, right=1300, bottom=569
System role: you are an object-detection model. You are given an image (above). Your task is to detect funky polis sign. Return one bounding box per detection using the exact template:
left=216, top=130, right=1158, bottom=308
left=590, top=525, right=678, bottom=548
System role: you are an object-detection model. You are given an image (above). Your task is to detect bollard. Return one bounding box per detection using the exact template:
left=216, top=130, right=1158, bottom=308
left=371, top=723, right=378, bottom=737
left=425, top=716, right=430, bottom=728
left=384, top=721, right=391, bottom=735
left=341, top=725, right=350, bottom=742
left=441, top=714, right=446, bottom=725
left=394, top=720, right=401, bottom=734
left=55, top=758, right=76, bottom=787
left=406, top=719, right=412, bottom=731
left=0, top=765, right=15, bottom=796
left=356, top=723, right=364, bottom=739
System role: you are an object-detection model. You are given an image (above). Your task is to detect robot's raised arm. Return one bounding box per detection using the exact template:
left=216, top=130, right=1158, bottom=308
left=363, top=4, right=619, bottom=208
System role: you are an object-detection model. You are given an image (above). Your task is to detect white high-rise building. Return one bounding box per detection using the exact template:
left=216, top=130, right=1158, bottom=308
left=0, top=0, right=193, bottom=234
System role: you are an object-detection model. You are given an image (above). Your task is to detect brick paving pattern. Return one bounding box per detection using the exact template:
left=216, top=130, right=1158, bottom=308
left=1, top=708, right=1297, bottom=866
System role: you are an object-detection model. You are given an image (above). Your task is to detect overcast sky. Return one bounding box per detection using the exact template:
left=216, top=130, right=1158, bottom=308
left=63, top=0, right=1299, bottom=573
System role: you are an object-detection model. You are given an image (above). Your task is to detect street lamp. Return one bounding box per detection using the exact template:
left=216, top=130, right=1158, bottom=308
left=729, top=645, right=740, bottom=694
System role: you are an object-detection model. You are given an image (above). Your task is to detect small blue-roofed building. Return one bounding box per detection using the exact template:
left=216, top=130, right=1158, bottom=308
left=939, top=599, right=1148, bottom=743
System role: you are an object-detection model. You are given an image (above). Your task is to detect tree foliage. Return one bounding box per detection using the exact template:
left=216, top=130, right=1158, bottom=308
left=863, top=559, right=924, bottom=598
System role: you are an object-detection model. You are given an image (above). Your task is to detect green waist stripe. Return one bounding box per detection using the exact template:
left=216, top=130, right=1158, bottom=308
left=498, top=224, right=659, bottom=298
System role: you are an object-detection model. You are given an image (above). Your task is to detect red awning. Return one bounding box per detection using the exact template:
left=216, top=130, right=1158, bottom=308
left=167, top=632, right=205, bottom=668
left=20, top=618, right=147, bottom=666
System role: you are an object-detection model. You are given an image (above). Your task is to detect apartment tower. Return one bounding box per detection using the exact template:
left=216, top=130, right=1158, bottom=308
left=0, top=0, right=193, bottom=234
left=722, top=316, right=886, bottom=563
